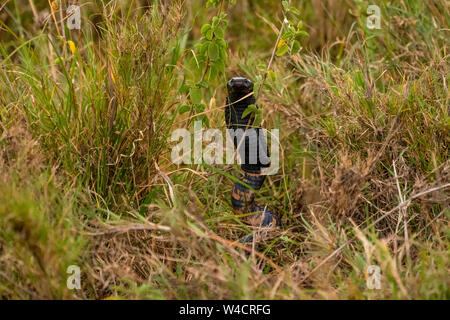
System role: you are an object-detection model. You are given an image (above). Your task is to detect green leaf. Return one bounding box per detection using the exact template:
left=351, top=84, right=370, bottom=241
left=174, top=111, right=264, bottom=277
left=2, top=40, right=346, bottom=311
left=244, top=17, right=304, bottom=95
left=204, top=117, right=210, bottom=128
left=214, top=27, right=224, bottom=39
left=201, top=24, right=211, bottom=36
left=195, top=103, right=206, bottom=113
left=213, top=60, right=225, bottom=74
left=282, top=29, right=294, bottom=40
left=205, top=29, right=214, bottom=41
left=288, top=6, right=300, bottom=16
left=253, top=109, right=263, bottom=127
left=200, top=42, right=209, bottom=55
left=208, top=42, right=219, bottom=60
left=216, top=38, right=227, bottom=48
left=296, top=30, right=309, bottom=37
left=207, top=65, right=218, bottom=81
left=219, top=48, right=228, bottom=61
left=190, top=87, right=202, bottom=104
left=256, top=64, right=266, bottom=72
left=268, top=70, right=277, bottom=82
left=178, top=83, right=190, bottom=94
left=241, top=104, right=257, bottom=119
left=178, top=105, right=190, bottom=114
left=291, top=40, right=300, bottom=54
left=198, top=114, right=210, bottom=127
left=276, top=43, right=289, bottom=56
left=197, top=81, right=209, bottom=88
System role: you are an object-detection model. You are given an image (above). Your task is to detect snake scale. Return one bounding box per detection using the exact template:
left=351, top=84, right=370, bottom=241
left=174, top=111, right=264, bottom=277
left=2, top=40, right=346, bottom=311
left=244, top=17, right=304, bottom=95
left=225, top=77, right=281, bottom=244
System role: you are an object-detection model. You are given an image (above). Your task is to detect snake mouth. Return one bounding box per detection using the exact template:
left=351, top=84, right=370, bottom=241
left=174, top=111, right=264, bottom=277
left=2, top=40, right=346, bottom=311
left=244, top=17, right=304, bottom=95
left=227, top=77, right=254, bottom=101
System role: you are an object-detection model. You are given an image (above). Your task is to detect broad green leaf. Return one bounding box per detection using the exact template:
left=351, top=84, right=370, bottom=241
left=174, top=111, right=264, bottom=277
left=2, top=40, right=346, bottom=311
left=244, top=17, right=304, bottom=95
left=291, top=40, right=300, bottom=54
left=268, top=70, right=277, bottom=82
left=201, top=24, right=211, bottom=36
left=214, top=27, right=224, bottom=39
left=214, top=60, right=225, bottom=74
left=296, top=30, right=309, bottom=37
left=241, top=104, right=257, bottom=119
left=200, top=42, right=209, bottom=55
left=190, top=87, right=202, bottom=104
left=178, top=105, right=190, bottom=114
left=282, top=29, right=293, bottom=40
left=217, top=38, right=227, bottom=48
left=276, top=43, right=289, bottom=56
left=219, top=48, right=228, bottom=61
left=207, top=65, right=218, bottom=80
left=205, top=29, right=213, bottom=41
left=289, top=6, right=300, bottom=16
left=208, top=42, right=219, bottom=60
left=253, top=110, right=263, bottom=127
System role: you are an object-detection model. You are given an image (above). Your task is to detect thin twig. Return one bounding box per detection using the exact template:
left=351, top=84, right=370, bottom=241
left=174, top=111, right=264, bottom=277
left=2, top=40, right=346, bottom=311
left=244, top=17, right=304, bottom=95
left=84, top=223, right=172, bottom=236
left=393, top=160, right=410, bottom=261
left=256, top=17, right=287, bottom=99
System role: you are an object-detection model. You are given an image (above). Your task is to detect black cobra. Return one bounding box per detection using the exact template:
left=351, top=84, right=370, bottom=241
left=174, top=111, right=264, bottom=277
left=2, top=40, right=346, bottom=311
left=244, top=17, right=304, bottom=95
left=225, top=77, right=281, bottom=243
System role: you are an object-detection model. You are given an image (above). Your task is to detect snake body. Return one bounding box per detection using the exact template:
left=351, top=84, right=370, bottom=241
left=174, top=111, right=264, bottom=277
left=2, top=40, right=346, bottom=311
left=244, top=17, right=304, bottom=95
left=225, top=77, right=281, bottom=243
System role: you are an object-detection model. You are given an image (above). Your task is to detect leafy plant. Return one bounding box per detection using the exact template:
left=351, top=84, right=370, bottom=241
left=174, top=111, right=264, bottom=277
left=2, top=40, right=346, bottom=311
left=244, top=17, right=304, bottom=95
left=180, top=0, right=236, bottom=127
left=277, top=1, right=309, bottom=56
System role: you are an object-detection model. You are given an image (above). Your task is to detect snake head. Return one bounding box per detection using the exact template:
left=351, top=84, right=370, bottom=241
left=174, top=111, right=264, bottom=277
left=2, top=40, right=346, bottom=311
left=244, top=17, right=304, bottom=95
left=227, top=77, right=254, bottom=102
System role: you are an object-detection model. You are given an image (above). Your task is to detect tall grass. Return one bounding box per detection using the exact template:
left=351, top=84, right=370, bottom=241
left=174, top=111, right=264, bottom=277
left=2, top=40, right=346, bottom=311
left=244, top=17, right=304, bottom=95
left=0, top=0, right=448, bottom=299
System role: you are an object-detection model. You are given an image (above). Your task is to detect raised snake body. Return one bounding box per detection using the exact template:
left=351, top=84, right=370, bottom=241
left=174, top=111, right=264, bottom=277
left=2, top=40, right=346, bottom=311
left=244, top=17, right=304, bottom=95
left=225, top=77, right=281, bottom=243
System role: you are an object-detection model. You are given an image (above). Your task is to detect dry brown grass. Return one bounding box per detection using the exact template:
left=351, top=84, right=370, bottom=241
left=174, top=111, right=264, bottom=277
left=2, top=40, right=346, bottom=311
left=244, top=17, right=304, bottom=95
left=0, top=0, right=448, bottom=299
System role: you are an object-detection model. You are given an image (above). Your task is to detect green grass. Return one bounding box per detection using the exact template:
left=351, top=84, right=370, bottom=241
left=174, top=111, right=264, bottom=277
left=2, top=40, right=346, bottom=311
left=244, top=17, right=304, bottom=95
left=0, top=0, right=448, bottom=299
